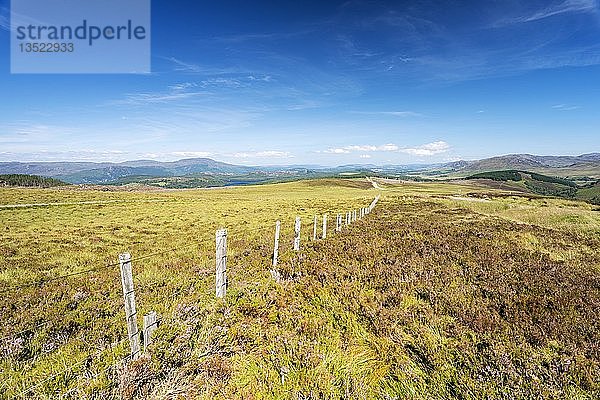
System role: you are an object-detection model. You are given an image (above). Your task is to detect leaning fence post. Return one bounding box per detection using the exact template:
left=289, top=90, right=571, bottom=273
left=119, top=253, right=141, bottom=360
left=294, top=216, right=301, bottom=251
left=313, top=215, right=317, bottom=241
left=322, top=214, right=327, bottom=239
left=215, top=228, right=227, bottom=298
left=143, top=311, right=158, bottom=352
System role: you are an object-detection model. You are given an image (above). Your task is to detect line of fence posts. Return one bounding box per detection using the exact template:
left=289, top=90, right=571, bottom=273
left=20, top=195, right=382, bottom=393
left=117, top=195, right=380, bottom=360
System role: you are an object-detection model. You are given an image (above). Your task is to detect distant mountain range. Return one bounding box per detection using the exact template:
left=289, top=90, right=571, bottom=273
left=439, top=153, right=600, bottom=179
left=0, top=153, right=599, bottom=185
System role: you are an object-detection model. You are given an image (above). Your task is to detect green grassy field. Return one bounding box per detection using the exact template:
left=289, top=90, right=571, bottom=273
left=1, top=178, right=599, bottom=399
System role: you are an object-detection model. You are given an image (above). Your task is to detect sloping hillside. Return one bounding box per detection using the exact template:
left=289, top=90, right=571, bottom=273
left=0, top=174, right=68, bottom=188
left=577, top=181, right=600, bottom=205
left=442, top=154, right=600, bottom=179
left=465, top=170, right=578, bottom=198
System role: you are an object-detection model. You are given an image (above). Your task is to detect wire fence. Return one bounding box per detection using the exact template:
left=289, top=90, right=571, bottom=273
left=1, top=194, right=381, bottom=398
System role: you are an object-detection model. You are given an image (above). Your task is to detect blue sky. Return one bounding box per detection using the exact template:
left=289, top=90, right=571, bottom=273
left=0, top=0, right=599, bottom=165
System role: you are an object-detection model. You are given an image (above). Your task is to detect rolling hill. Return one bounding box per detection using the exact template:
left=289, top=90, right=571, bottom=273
left=465, top=170, right=578, bottom=198
left=442, top=153, right=600, bottom=179
left=0, top=158, right=260, bottom=184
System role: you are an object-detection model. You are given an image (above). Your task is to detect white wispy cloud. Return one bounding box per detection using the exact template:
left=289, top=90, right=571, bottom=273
left=200, top=77, right=243, bottom=88
left=351, top=111, right=423, bottom=117
left=349, top=144, right=399, bottom=151
left=0, top=122, right=74, bottom=144
left=168, top=57, right=203, bottom=73
left=169, top=151, right=212, bottom=158
left=0, top=10, right=8, bottom=31
left=324, top=148, right=351, bottom=154
left=231, top=151, right=293, bottom=159
left=497, top=0, right=597, bottom=25
left=165, top=57, right=250, bottom=76
left=520, top=0, right=596, bottom=22
left=0, top=149, right=127, bottom=162
left=324, top=144, right=399, bottom=154
left=0, top=8, right=49, bottom=32
left=112, top=84, right=206, bottom=106
left=398, top=141, right=450, bottom=156
left=324, top=141, right=450, bottom=157
left=359, top=154, right=371, bottom=159
left=552, top=103, right=580, bottom=111
left=168, top=82, right=198, bottom=91
left=117, top=91, right=204, bottom=105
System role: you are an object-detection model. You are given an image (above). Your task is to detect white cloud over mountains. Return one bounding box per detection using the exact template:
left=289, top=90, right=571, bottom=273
left=323, top=141, right=450, bottom=157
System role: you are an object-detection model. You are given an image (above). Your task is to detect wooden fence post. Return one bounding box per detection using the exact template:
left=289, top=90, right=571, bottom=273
left=336, top=214, right=341, bottom=232
left=143, top=311, right=158, bottom=352
left=322, top=214, right=327, bottom=239
left=272, top=220, right=280, bottom=267
left=270, top=220, right=282, bottom=281
left=119, top=253, right=141, bottom=360
left=313, top=215, right=317, bottom=241
left=294, top=216, right=301, bottom=251
left=215, top=228, right=227, bottom=298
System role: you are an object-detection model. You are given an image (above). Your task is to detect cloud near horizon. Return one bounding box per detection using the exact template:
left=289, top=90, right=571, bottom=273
left=323, top=141, right=450, bottom=156
left=231, top=150, right=293, bottom=159
left=399, top=141, right=451, bottom=156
